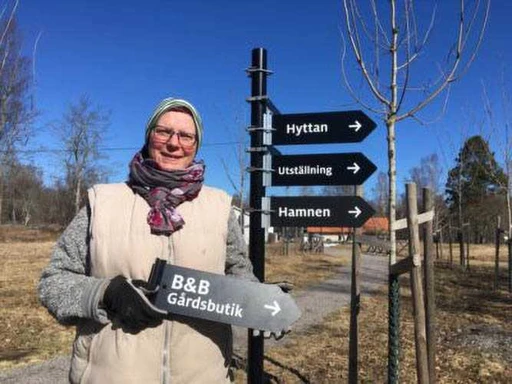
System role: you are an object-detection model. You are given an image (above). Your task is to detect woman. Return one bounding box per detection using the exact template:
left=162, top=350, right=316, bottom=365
left=39, top=98, right=256, bottom=384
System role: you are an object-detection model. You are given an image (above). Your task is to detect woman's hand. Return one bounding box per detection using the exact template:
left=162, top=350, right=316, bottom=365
left=251, top=280, right=294, bottom=340
left=102, top=276, right=166, bottom=333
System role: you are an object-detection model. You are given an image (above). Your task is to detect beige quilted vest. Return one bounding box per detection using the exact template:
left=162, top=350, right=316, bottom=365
left=70, top=183, right=233, bottom=384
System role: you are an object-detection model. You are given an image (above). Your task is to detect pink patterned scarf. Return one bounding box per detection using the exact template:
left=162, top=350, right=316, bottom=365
left=127, top=152, right=205, bottom=235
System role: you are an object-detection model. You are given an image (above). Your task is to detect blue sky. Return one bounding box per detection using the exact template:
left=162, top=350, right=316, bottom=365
left=14, top=0, right=512, bottom=198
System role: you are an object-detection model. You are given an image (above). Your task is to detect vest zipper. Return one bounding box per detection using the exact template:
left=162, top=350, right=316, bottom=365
left=162, top=236, right=175, bottom=384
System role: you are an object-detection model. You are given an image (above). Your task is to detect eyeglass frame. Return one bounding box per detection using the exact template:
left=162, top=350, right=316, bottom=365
left=151, top=125, right=197, bottom=147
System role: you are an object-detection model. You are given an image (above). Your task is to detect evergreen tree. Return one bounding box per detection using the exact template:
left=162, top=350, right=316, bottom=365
left=446, top=135, right=506, bottom=242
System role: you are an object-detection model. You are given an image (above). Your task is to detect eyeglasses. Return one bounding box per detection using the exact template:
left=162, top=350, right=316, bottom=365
left=152, top=126, right=197, bottom=147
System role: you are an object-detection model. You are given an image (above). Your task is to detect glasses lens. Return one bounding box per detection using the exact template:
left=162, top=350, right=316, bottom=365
left=179, top=133, right=195, bottom=146
left=153, top=127, right=195, bottom=147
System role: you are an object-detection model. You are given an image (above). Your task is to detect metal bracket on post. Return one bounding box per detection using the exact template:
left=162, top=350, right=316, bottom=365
left=246, top=95, right=269, bottom=103
left=261, top=197, right=271, bottom=229
left=244, top=201, right=273, bottom=230
left=262, top=152, right=272, bottom=187
left=245, top=67, right=274, bottom=76
left=263, top=110, right=273, bottom=146
left=246, top=160, right=274, bottom=187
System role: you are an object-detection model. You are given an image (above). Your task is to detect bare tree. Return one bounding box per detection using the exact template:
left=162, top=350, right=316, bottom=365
left=342, top=0, right=490, bottom=264
left=54, top=95, right=110, bottom=216
left=220, top=120, right=248, bottom=209
left=5, top=160, right=43, bottom=225
left=408, top=153, right=446, bottom=231
left=371, top=171, right=388, bottom=216
left=0, top=1, right=37, bottom=222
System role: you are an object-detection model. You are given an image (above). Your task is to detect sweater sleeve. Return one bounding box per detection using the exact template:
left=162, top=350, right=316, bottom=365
left=38, top=206, right=110, bottom=325
left=224, top=208, right=259, bottom=282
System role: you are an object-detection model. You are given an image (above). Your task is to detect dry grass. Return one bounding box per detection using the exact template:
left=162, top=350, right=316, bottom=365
left=0, top=230, right=349, bottom=372
left=264, top=243, right=350, bottom=289
left=234, top=259, right=512, bottom=383
left=0, top=225, right=61, bottom=243
left=433, top=242, right=509, bottom=267
left=0, top=240, right=75, bottom=370
left=1, top=226, right=510, bottom=383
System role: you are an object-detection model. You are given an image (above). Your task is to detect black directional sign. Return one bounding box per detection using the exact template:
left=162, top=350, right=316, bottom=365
left=148, top=261, right=301, bottom=333
left=272, top=110, right=376, bottom=145
left=271, top=152, right=376, bottom=186
left=270, top=196, right=375, bottom=228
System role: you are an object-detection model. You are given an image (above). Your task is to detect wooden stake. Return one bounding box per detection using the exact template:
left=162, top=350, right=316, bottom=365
left=349, top=185, right=363, bottom=384
left=495, top=216, right=501, bottom=291
left=439, top=229, right=444, bottom=260
left=423, top=188, right=436, bottom=383
left=406, top=183, right=430, bottom=384
left=448, top=222, right=453, bottom=268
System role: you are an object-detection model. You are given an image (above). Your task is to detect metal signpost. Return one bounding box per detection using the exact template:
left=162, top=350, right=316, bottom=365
left=246, top=48, right=377, bottom=383
left=247, top=48, right=268, bottom=384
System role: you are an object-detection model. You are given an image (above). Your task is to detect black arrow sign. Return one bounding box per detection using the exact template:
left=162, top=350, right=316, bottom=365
left=148, top=261, right=301, bottom=333
left=270, top=196, right=375, bottom=228
left=272, top=110, right=376, bottom=145
left=271, top=152, right=377, bottom=186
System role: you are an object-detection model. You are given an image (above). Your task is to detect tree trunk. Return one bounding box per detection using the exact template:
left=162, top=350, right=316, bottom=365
left=387, top=3, right=399, bottom=380
left=74, top=176, right=82, bottom=215
left=0, top=173, right=3, bottom=225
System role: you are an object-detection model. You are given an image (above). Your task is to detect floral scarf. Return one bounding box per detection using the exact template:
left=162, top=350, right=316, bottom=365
left=127, top=152, right=205, bottom=235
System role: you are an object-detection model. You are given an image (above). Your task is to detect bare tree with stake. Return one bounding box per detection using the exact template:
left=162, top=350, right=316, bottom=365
left=342, top=1, right=490, bottom=381
left=342, top=0, right=489, bottom=264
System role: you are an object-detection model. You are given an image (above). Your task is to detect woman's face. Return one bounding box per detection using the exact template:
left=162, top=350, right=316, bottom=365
left=148, top=110, right=197, bottom=171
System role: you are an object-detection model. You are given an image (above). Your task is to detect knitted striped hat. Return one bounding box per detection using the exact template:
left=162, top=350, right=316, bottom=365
left=145, top=98, right=203, bottom=151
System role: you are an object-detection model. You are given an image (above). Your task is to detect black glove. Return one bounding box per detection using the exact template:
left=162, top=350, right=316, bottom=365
left=102, top=275, right=166, bottom=332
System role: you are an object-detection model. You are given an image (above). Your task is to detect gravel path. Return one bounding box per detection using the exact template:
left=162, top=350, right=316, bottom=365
left=0, top=252, right=388, bottom=384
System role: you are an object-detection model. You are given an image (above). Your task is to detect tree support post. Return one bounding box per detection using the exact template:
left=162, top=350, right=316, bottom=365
left=349, top=185, right=363, bottom=384
left=406, top=183, right=430, bottom=384
left=494, top=216, right=501, bottom=291
left=422, top=188, right=436, bottom=383
left=458, top=230, right=465, bottom=269
left=448, top=222, right=453, bottom=268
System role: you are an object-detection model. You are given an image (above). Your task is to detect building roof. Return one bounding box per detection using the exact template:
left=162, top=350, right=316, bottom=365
left=307, top=217, right=389, bottom=234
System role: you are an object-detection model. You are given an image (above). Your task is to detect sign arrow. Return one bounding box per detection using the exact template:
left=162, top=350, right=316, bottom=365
left=271, top=153, right=376, bottom=186
left=148, top=261, right=301, bottom=333
left=272, top=110, right=376, bottom=145
left=347, top=162, right=360, bottom=174
left=348, top=120, right=362, bottom=132
left=348, top=206, right=362, bottom=218
left=270, top=196, right=375, bottom=228
left=264, top=301, right=281, bottom=316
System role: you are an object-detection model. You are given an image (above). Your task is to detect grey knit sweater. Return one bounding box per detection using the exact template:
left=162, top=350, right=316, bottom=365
left=38, top=206, right=256, bottom=325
